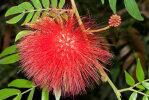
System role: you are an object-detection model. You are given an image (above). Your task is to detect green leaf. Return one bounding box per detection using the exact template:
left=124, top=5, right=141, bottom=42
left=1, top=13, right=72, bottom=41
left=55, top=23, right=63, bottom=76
left=61, top=13, right=68, bottom=21
left=124, top=71, right=135, bottom=86
left=27, top=87, right=35, bottom=100
left=42, top=0, right=49, bottom=8
left=19, top=2, right=34, bottom=10
left=146, top=90, right=149, bottom=95
left=5, top=6, right=25, bottom=17
left=59, top=0, right=65, bottom=9
left=0, top=54, right=19, bottom=64
left=101, top=0, right=104, bottom=4
left=136, top=84, right=145, bottom=91
left=0, top=88, right=21, bottom=100
left=15, top=30, right=31, bottom=41
left=13, top=94, right=22, bottom=100
left=142, top=82, right=149, bottom=90
left=129, top=92, right=137, bottom=100
left=0, top=45, right=17, bottom=58
left=109, top=0, right=117, bottom=14
left=143, top=96, right=148, bottom=100
left=51, top=0, right=57, bottom=8
left=7, top=13, right=25, bottom=24
left=136, top=58, right=145, bottom=83
left=31, top=0, right=42, bottom=9
left=124, top=0, right=144, bottom=21
left=31, top=11, right=41, bottom=22
left=43, top=9, right=49, bottom=15
left=41, top=89, right=49, bottom=100
left=8, top=79, right=35, bottom=88
left=22, top=12, right=34, bottom=25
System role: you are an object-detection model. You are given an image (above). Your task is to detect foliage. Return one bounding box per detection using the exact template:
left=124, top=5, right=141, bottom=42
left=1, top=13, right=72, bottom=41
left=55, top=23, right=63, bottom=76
left=0, top=0, right=149, bottom=100
left=5, top=0, right=66, bottom=24
left=0, top=79, right=35, bottom=100
left=123, top=58, right=149, bottom=100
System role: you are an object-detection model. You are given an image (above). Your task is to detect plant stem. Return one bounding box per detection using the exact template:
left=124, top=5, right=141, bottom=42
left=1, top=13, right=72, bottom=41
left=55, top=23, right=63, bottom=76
left=118, top=79, right=149, bottom=97
left=23, top=8, right=71, bottom=14
left=70, top=0, right=121, bottom=100
left=70, top=0, right=88, bottom=40
left=118, top=87, right=133, bottom=92
left=21, top=86, right=36, bottom=95
left=89, top=26, right=110, bottom=33
left=119, top=87, right=149, bottom=97
left=131, top=89, right=149, bottom=97
left=107, top=75, right=122, bottom=100
left=70, top=0, right=84, bottom=29
left=133, top=79, right=149, bottom=88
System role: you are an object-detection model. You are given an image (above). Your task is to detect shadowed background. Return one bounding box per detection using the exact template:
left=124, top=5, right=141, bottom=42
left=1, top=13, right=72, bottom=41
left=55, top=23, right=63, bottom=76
left=0, top=0, right=149, bottom=100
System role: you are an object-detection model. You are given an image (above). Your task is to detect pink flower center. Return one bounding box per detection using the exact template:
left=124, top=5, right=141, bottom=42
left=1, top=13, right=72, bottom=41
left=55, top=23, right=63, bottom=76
left=56, top=33, right=76, bottom=56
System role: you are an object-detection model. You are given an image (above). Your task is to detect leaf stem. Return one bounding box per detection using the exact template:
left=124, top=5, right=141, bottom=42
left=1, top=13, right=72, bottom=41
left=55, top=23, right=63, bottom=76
left=70, top=0, right=88, bottom=40
left=106, top=75, right=122, bottom=100
left=118, top=79, right=149, bottom=97
left=131, top=89, right=149, bottom=97
left=118, top=87, right=133, bottom=92
left=70, top=0, right=121, bottom=100
left=70, top=0, right=84, bottom=29
left=133, top=79, right=149, bottom=88
left=23, top=8, right=71, bottom=14
left=89, top=26, right=110, bottom=33
left=119, top=87, right=149, bottom=97
left=21, top=86, right=36, bottom=95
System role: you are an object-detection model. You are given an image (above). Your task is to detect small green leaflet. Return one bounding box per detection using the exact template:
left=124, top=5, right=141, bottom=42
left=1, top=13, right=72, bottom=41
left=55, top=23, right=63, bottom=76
left=61, top=13, right=68, bottom=21
left=124, top=71, right=135, bottom=86
left=136, top=58, right=145, bottom=83
left=109, top=0, right=117, bottom=14
left=19, top=2, right=34, bottom=10
left=31, top=0, right=42, bottom=9
left=27, top=87, right=35, bottom=100
left=41, top=88, right=49, bottom=100
left=143, top=96, right=148, bottom=100
left=22, top=12, right=34, bottom=25
left=31, top=11, right=41, bottom=22
left=13, top=94, right=22, bottom=100
left=146, top=90, right=149, bottom=95
left=129, top=92, right=137, bottom=100
left=0, top=45, right=17, bottom=58
left=42, top=0, right=50, bottom=8
left=0, top=88, right=21, bottom=100
left=0, top=54, right=19, bottom=64
left=51, top=0, right=57, bottom=8
left=142, top=82, right=149, bottom=90
left=5, top=0, right=66, bottom=24
left=124, top=0, right=144, bottom=21
left=59, top=0, right=65, bottom=9
left=7, top=13, right=25, bottom=24
left=136, top=84, right=145, bottom=91
left=15, top=30, right=31, bottom=41
left=8, top=79, right=35, bottom=88
left=43, top=9, right=50, bottom=15
left=101, top=0, right=104, bottom=4
left=5, top=6, right=25, bottom=17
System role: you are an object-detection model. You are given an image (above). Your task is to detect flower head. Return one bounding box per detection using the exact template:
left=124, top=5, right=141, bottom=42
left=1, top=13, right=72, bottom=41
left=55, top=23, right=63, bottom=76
left=18, top=12, right=112, bottom=96
left=108, top=14, right=121, bottom=27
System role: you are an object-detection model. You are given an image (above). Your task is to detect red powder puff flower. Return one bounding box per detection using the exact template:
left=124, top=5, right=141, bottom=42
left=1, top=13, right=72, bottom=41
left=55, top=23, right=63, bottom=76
left=108, top=14, right=121, bottom=27
left=17, top=12, right=112, bottom=96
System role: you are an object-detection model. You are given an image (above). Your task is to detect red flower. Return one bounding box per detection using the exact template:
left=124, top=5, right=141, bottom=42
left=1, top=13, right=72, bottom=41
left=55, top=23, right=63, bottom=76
left=18, top=13, right=112, bottom=96
left=108, top=14, right=121, bottom=27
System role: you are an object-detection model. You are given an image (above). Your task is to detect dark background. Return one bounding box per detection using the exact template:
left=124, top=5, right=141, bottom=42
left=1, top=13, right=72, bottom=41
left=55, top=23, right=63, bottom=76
left=0, top=0, right=149, bottom=100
